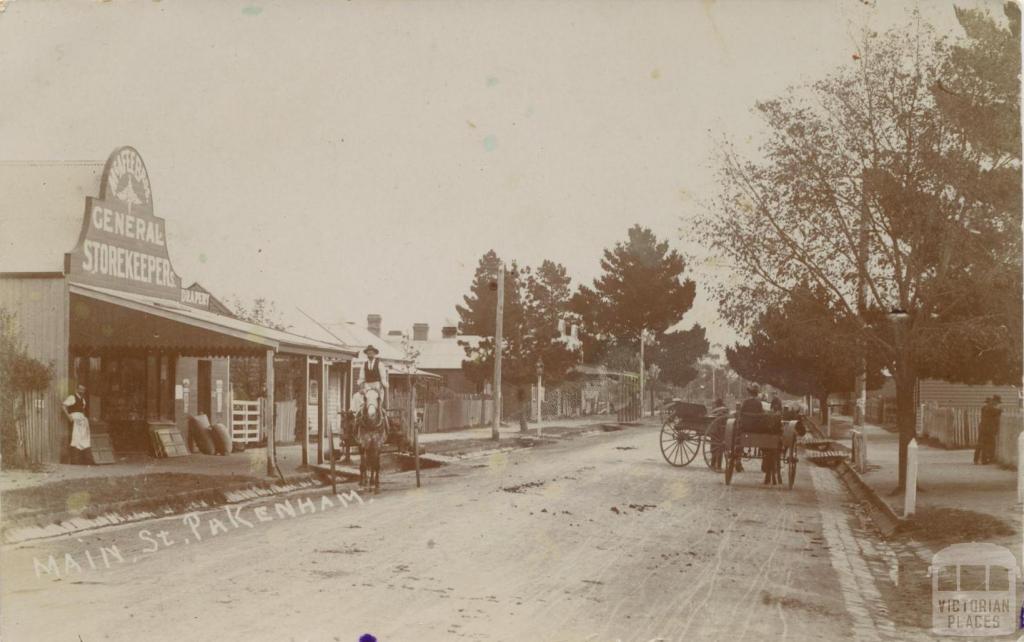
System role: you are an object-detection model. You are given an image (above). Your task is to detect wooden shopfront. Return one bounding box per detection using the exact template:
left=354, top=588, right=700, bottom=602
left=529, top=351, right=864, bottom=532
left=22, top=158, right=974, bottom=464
left=1, top=145, right=356, bottom=464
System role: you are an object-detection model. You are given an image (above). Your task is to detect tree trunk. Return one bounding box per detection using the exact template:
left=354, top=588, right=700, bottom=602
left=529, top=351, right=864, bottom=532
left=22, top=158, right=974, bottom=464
left=894, top=359, right=917, bottom=491
left=818, top=394, right=829, bottom=424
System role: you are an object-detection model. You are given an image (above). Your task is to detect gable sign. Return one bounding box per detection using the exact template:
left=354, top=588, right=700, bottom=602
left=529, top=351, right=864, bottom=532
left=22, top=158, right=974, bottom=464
left=68, top=147, right=182, bottom=300
left=181, top=284, right=211, bottom=310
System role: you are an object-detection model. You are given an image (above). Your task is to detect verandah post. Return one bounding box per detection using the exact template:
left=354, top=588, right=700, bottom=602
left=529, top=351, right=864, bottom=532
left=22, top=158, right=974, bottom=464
left=266, top=349, right=276, bottom=477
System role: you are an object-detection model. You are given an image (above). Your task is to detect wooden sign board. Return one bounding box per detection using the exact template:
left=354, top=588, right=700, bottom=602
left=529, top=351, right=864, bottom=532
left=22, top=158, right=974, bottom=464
left=150, top=427, right=188, bottom=458
left=89, top=433, right=116, bottom=465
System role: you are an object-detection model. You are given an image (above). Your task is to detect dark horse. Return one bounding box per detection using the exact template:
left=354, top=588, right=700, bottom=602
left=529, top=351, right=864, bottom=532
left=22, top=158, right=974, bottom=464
left=354, top=389, right=388, bottom=493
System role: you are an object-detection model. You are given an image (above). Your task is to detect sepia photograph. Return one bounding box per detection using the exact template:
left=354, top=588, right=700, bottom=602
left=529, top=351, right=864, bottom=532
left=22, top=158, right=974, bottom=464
left=0, top=1, right=1021, bottom=640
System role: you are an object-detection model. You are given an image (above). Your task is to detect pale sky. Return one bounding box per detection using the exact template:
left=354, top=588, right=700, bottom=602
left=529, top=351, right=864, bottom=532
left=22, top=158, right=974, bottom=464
left=0, top=0, right=985, bottom=346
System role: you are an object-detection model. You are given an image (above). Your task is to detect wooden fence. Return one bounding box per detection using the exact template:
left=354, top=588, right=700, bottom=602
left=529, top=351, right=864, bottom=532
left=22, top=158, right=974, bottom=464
left=11, top=389, right=66, bottom=465
left=421, top=396, right=494, bottom=433
left=993, top=412, right=1023, bottom=468
left=920, top=404, right=983, bottom=448
left=920, top=404, right=1023, bottom=467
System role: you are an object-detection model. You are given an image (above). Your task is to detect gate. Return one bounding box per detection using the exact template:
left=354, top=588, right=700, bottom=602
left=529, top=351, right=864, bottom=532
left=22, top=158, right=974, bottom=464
left=231, top=397, right=263, bottom=443
left=616, top=374, right=641, bottom=423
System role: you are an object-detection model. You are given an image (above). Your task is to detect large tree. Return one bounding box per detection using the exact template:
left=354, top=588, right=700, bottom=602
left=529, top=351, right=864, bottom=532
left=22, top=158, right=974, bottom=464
left=700, top=12, right=1022, bottom=489
left=725, top=285, right=886, bottom=422
left=573, top=225, right=706, bottom=408
left=575, top=225, right=698, bottom=349
left=457, top=252, right=579, bottom=429
left=648, top=325, right=709, bottom=389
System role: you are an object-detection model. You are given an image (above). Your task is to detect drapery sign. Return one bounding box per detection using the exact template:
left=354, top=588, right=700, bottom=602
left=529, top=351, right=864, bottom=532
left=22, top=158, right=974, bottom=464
left=67, top=146, right=183, bottom=301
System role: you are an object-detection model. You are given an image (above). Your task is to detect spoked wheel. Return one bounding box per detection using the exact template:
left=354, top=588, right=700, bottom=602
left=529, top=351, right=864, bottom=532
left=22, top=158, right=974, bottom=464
left=787, top=449, right=798, bottom=490
left=660, top=421, right=700, bottom=467
left=702, top=417, right=726, bottom=470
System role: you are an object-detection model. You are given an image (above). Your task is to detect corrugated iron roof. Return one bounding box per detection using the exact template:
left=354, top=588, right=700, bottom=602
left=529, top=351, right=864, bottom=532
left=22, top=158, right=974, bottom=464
left=70, top=283, right=357, bottom=359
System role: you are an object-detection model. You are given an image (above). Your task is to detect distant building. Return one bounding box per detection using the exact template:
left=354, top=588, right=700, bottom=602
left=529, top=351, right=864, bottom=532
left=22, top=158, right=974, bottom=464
left=383, top=319, right=482, bottom=394
left=916, top=379, right=1021, bottom=410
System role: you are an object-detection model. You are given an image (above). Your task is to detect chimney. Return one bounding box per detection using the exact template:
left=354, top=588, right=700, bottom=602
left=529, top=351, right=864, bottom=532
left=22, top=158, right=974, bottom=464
left=441, top=324, right=457, bottom=339
left=367, top=314, right=382, bottom=337
left=413, top=323, right=429, bottom=341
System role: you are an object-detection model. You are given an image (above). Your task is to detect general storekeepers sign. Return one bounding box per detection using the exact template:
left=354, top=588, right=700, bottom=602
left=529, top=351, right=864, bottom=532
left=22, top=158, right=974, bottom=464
left=67, top=147, right=182, bottom=300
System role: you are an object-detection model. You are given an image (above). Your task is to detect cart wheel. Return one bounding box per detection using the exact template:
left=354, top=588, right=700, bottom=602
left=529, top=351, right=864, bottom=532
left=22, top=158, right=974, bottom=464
left=660, top=421, right=699, bottom=467
left=787, top=451, right=797, bottom=490
left=702, top=417, right=726, bottom=469
left=724, top=452, right=734, bottom=485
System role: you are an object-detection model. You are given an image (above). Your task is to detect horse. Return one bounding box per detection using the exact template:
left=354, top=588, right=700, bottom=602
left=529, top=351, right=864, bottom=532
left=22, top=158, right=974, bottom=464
left=353, top=389, right=388, bottom=492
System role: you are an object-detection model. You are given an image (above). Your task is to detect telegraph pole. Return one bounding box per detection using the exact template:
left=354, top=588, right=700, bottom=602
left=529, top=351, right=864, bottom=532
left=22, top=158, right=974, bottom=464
left=492, top=262, right=504, bottom=441
left=854, top=171, right=868, bottom=429
left=638, top=328, right=646, bottom=418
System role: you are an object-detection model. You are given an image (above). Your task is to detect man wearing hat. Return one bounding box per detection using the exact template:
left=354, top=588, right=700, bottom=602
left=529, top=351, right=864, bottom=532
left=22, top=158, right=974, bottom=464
left=975, top=395, right=1003, bottom=464
left=358, top=344, right=389, bottom=406
left=741, top=383, right=765, bottom=416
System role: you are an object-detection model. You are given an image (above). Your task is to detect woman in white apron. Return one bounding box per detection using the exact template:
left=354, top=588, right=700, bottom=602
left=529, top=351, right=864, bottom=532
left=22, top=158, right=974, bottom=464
left=62, top=384, right=92, bottom=465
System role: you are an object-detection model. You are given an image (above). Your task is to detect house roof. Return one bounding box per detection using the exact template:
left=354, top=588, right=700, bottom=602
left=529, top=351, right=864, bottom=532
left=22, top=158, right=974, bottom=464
left=286, top=314, right=408, bottom=363
left=0, top=161, right=103, bottom=273
left=574, top=364, right=638, bottom=378
left=386, top=335, right=482, bottom=370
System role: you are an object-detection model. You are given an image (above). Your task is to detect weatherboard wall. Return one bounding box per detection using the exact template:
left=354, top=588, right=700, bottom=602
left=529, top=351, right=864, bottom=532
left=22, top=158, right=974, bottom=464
left=0, top=274, right=71, bottom=463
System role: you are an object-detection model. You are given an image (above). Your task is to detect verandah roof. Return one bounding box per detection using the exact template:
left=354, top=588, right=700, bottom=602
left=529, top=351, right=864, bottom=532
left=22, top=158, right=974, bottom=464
left=70, top=283, right=356, bottom=360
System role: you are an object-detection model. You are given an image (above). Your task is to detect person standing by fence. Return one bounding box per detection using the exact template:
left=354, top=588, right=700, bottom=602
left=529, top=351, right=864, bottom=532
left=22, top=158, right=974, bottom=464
left=974, top=396, right=1002, bottom=465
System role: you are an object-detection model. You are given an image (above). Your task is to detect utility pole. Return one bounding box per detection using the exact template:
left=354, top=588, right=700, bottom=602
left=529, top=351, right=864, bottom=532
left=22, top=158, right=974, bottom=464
left=492, top=262, right=504, bottom=441
left=639, top=328, right=646, bottom=418
left=854, top=170, right=868, bottom=430
left=410, top=364, right=420, bottom=487
left=536, top=360, right=544, bottom=437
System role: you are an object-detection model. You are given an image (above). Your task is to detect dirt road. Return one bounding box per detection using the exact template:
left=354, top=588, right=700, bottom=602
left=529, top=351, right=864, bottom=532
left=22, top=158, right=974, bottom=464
left=2, top=424, right=916, bottom=641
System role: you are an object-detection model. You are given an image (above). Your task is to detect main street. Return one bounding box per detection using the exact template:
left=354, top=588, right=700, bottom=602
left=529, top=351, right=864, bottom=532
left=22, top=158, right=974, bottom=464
left=2, top=424, right=916, bottom=642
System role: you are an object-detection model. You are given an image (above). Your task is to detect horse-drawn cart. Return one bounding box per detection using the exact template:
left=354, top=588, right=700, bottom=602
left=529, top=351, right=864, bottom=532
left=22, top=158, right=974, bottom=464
left=721, top=412, right=804, bottom=489
left=659, top=399, right=806, bottom=489
left=659, top=401, right=728, bottom=469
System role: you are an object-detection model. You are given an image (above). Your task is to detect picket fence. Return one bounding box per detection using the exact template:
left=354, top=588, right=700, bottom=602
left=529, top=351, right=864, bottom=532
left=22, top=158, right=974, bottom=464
left=421, top=397, right=495, bottom=433
left=920, top=403, right=1023, bottom=467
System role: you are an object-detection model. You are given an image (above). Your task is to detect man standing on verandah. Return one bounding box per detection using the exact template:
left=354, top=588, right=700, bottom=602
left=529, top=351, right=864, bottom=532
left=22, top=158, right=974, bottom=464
left=62, top=383, right=93, bottom=465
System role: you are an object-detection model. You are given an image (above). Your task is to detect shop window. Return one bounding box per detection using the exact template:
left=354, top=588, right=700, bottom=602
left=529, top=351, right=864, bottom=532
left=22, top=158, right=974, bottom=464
left=102, top=357, right=146, bottom=421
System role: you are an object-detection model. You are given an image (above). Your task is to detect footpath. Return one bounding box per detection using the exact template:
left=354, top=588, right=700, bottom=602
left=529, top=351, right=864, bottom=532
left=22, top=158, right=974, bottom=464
left=827, top=414, right=1021, bottom=562
left=822, top=415, right=1023, bottom=635
left=827, top=415, right=1020, bottom=522
left=1, top=413, right=643, bottom=544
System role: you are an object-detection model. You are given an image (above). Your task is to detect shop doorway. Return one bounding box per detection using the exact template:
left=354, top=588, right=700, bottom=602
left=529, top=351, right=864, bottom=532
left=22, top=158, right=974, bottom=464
left=197, top=360, right=212, bottom=419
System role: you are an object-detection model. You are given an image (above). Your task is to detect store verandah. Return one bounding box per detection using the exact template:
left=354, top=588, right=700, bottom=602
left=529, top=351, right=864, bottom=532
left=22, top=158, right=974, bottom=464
left=68, top=283, right=357, bottom=473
